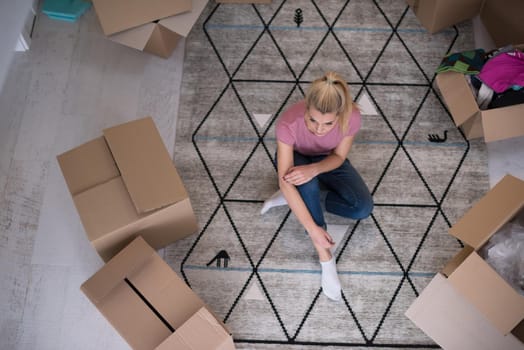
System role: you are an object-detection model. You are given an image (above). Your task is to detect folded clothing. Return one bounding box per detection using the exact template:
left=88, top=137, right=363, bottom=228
left=436, top=49, right=486, bottom=75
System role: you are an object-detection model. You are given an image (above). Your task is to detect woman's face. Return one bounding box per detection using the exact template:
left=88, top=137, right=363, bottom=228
left=305, top=107, right=338, bottom=136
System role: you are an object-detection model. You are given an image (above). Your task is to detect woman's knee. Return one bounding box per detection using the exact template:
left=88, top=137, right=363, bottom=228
left=353, top=195, right=374, bottom=220
left=297, top=177, right=320, bottom=195
left=325, top=191, right=373, bottom=220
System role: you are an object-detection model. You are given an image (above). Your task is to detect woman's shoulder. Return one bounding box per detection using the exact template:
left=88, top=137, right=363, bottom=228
left=344, top=104, right=362, bottom=136
left=279, top=100, right=306, bottom=123
left=349, top=105, right=362, bottom=121
left=276, top=100, right=305, bottom=143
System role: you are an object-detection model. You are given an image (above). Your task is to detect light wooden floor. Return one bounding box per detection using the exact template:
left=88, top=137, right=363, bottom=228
left=0, top=9, right=523, bottom=350
left=0, top=9, right=185, bottom=349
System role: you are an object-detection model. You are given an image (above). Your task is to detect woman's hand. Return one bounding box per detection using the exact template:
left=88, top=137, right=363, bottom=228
left=283, top=164, right=318, bottom=186
left=308, top=225, right=335, bottom=249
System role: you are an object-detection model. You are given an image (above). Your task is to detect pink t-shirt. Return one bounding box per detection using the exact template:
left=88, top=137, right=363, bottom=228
left=276, top=100, right=361, bottom=156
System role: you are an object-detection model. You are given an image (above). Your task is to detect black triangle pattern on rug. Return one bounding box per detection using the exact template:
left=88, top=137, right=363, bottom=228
left=179, top=0, right=475, bottom=348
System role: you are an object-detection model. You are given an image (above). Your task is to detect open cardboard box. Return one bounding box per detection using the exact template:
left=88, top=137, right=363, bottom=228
left=446, top=174, right=524, bottom=334
left=406, top=174, right=524, bottom=349
left=406, top=0, right=524, bottom=46
left=436, top=45, right=524, bottom=142
left=81, top=236, right=235, bottom=350
left=57, top=117, right=198, bottom=262
left=91, top=0, right=208, bottom=58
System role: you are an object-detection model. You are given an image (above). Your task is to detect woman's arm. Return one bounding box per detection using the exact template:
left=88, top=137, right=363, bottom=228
left=277, top=141, right=334, bottom=249
left=283, top=135, right=354, bottom=186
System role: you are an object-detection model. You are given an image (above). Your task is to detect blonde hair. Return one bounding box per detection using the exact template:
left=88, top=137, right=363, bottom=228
left=305, top=71, right=357, bottom=134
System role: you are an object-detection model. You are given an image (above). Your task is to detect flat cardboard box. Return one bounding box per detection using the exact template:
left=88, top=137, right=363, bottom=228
left=436, top=70, right=524, bottom=142
left=81, top=236, right=235, bottom=350
left=406, top=0, right=482, bottom=33
left=406, top=174, right=524, bottom=349
left=57, top=117, right=198, bottom=262
left=480, top=0, right=524, bottom=47
left=91, top=0, right=209, bottom=58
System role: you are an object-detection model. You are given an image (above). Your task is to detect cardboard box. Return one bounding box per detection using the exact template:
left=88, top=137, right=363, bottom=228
left=436, top=69, right=524, bottom=142
left=406, top=0, right=483, bottom=34
left=407, top=0, right=524, bottom=44
left=446, top=174, right=524, bottom=334
left=406, top=174, right=524, bottom=349
left=57, top=117, right=198, bottom=262
left=81, top=236, right=235, bottom=350
left=91, top=0, right=209, bottom=58
left=406, top=274, right=523, bottom=350
left=155, top=307, right=235, bottom=350
left=480, top=0, right=524, bottom=47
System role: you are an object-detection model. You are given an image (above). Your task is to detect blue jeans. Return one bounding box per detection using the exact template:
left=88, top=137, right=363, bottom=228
left=286, top=152, right=373, bottom=228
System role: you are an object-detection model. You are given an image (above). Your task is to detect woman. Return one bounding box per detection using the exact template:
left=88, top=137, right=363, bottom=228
left=262, top=72, right=373, bottom=301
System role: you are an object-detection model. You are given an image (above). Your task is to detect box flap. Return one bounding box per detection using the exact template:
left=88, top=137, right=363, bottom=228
left=481, top=104, right=524, bottom=142
left=92, top=197, right=197, bottom=262
left=460, top=113, right=484, bottom=140
left=160, top=0, right=208, bottom=37
left=135, top=198, right=198, bottom=251
left=405, top=273, right=524, bottom=350
left=155, top=307, right=235, bottom=350
left=436, top=71, right=479, bottom=127
left=92, top=229, right=145, bottom=263
left=91, top=0, right=192, bottom=36
left=128, top=253, right=207, bottom=329
left=81, top=236, right=155, bottom=304
left=109, top=23, right=156, bottom=51
left=448, top=252, right=524, bottom=334
left=103, top=117, right=188, bottom=213
left=449, top=174, right=524, bottom=248
left=144, top=24, right=182, bottom=59
left=73, top=177, right=143, bottom=242
left=93, top=280, right=172, bottom=350
left=57, top=137, right=119, bottom=195
left=441, top=245, right=474, bottom=277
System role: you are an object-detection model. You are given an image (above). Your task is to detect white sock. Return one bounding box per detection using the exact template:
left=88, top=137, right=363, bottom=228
left=260, top=190, right=287, bottom=214
left=320, top=257, right=342, bottom=301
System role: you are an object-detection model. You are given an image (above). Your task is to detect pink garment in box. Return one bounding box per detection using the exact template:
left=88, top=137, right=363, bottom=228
left=478, top=51, right=524, bottom=93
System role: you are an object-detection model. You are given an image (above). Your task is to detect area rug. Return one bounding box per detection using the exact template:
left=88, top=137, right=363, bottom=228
left=165, top=1, right=489, bottom=348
